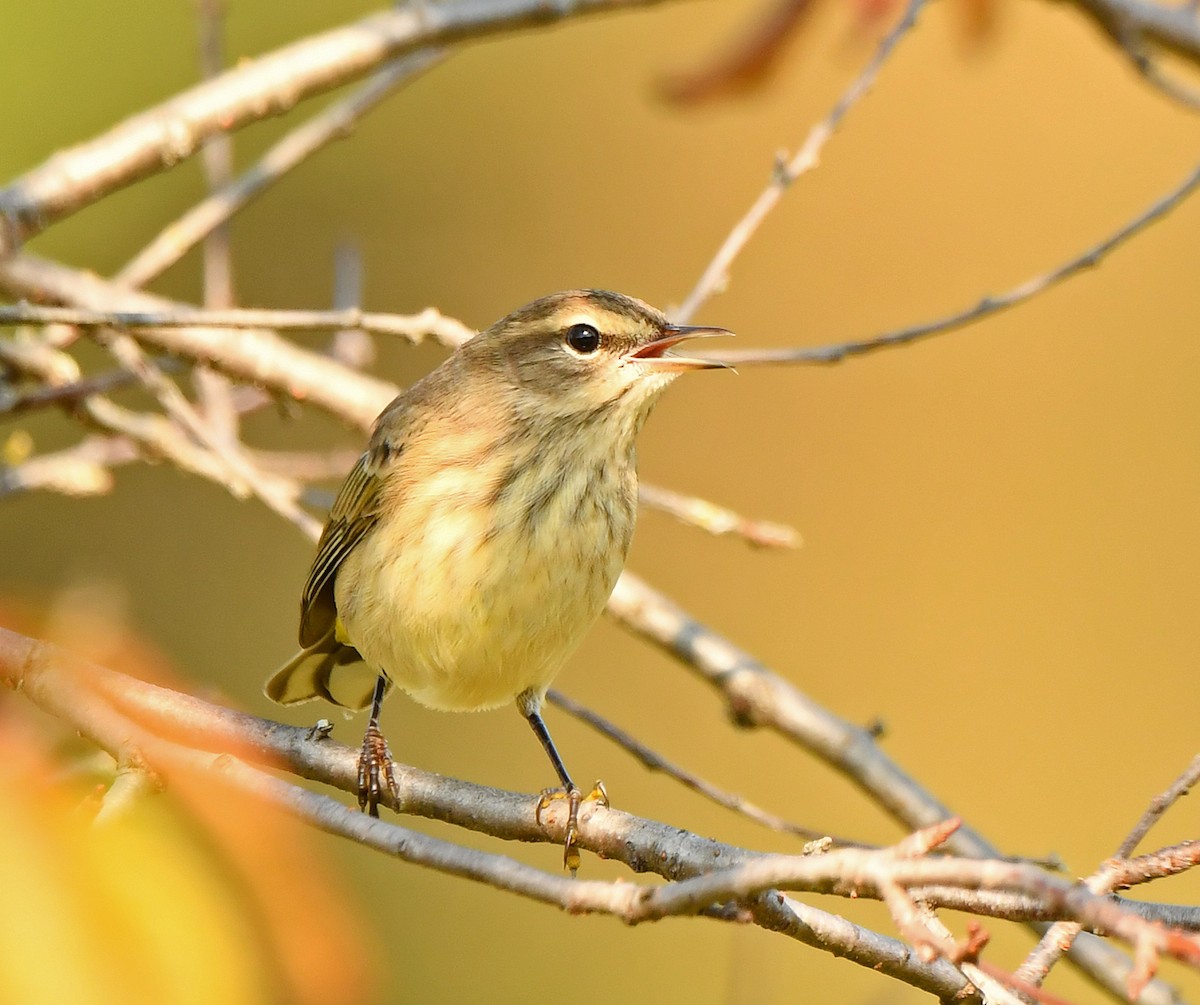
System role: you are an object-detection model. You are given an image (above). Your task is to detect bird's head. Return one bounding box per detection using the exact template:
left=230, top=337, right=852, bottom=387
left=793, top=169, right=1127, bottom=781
left=466, top=289, right=730, bottom=432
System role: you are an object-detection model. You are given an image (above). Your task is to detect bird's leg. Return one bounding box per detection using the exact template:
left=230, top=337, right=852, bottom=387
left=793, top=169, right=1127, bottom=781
left=357, top=674, right=399, bottom=817
left=519, top=689, right=608, bottom=873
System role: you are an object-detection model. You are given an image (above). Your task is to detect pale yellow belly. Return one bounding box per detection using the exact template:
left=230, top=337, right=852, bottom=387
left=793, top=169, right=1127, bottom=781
left=333, top=460, right=633, bottom=711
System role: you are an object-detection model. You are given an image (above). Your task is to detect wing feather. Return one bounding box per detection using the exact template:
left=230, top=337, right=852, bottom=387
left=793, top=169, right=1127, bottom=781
left=298, top=437, right=398, bottom=646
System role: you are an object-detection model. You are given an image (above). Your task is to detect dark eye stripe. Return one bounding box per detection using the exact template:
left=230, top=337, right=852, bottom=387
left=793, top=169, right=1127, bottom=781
left=565, top=323, right=601, bottom=354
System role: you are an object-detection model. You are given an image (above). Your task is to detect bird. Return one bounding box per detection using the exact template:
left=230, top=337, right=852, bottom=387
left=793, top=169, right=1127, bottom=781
left=266, top=289, right=729, bottom=868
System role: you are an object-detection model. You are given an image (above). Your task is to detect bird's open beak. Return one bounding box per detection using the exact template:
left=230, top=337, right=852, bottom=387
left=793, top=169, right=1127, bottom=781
left=627, top=324, right=734, bottom=372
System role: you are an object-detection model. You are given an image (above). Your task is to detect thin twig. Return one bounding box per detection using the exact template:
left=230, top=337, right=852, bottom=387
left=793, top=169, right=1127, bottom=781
left=0, top=301, right=475, bottom=351
left=1016, top=755, right=1200, bottom=988
left=93, top=755, right=161, bottom=825
left=115, top=51, right=445, bottom=289
left=707, top=160, right=1200, bottom=366
left=328, top=242, right=374, bottom=368
left=0, top=361, right=175, bottom=416
left=192, top=0, right=239, bottom=442
left=0, top=255, right=400, bottom=430
left=1117, top=754, right=1200, bottom=859
left=88, top=326, right=321, bottom=538
left=196, top=0, right=235, bottom=311
left=547, top=688, right=840, bottom=843
left=638, top=483, right=800, bottom=548
left=673, top=0, right=926, bottom=323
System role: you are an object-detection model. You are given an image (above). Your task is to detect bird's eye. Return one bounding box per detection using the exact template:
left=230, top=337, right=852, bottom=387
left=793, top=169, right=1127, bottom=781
left=564, top=323, right=602, bottom=355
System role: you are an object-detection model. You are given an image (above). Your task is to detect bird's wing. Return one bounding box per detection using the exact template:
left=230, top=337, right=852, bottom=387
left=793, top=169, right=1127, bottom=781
left=298, top=436, right=398, bottom=647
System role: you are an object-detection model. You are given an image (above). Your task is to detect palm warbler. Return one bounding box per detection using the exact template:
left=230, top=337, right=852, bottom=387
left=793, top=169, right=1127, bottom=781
left=266, top=289, right=728, bottom=865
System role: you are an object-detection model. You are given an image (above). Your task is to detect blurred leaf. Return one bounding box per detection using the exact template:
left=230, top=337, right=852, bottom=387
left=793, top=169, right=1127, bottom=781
left=662, top=0, right=1002, bottom=104
left=0, top=593, right=378, bottom=1005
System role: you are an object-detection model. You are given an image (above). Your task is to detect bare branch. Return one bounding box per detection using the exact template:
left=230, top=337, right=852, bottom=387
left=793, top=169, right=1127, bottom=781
left=673, top=0, right=926, bottom=323
left=115, top=51, right=445, bottom=289
left=328, top=243, right=373, bottom=368
left=707, top=160, right=1200, bottom=367
left=1, top=360, right=172, bottom=416
left=0, top=0, right=694, bottom=254
left=1125, top=40, right=1200, bottom=109
left=0, top=300, right=475, bottom=349
left=1117, top=754, right=1200, bottom=859
left=0, top=623, right=982, bottom=1003
left=547, top=688, right=839, bottom=843
left=196, top=0, right=235, bottom=311
left=1017, top=755, right=1200, bottom=988
left=0, top=437, right=133, bottom=498
left=87, top=326, right=321, bottom=538
left=603, top=570, right=1187, bottom=1005
left=1066, top=0, right=1200, bottom=68
left=191, top=0, right=240, bottom=442
left=638, top=482, right=800, bottom=548
left=0, top=254, right=398, bottom=429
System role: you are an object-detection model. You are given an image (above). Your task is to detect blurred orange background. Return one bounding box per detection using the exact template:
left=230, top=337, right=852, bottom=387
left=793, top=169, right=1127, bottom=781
left=2, top=1, right=1198, bottom=1002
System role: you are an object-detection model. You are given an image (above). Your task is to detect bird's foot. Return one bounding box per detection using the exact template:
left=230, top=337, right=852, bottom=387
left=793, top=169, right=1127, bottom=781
left=535, top=780, right=609, bottom=874
left=357, top=721, right=399, bottom=817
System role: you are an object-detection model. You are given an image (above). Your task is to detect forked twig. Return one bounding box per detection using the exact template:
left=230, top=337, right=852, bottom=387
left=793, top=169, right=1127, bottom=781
left=1016, top=755, right=1200, bottom=988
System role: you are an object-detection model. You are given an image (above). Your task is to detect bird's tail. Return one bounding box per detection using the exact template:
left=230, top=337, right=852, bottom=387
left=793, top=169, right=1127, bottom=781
left=264, top=631, right=381, bottom=710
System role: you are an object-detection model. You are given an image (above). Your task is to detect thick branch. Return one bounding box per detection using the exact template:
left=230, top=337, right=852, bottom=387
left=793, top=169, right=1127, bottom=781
left=0, top=624, right=981, bottom=1002
left=9, top=626, right=1200, bottom=1001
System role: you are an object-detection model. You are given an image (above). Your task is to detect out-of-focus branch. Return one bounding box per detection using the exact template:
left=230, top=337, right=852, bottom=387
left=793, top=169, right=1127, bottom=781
left=0, top=301, right=475, bottom=351
left=192, top=0, right=240, bottom=443
left=0, top=254, right=397, bottom=429
left=1, top=358, right=173, bottom=416
left=0, top=437, right=134, bottom=497
left=661, top=0, right=1200, bottom=113
left=1064, top=0, right=1200, bottom=70
left=0, top=0, right=693, bottom=254
left=87, top=325, right=321, bottom=537
left=115, top=50, right=445, bottom=289
left=659, top=0, right=815, bottom=104
left=196, top=0, right=235, bottom=312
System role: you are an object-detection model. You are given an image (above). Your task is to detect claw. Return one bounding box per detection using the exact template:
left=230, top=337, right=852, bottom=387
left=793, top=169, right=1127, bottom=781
left=357, top=721, right=398, bottom=817
left=535, top=779, right=608, bottom=875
